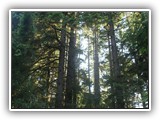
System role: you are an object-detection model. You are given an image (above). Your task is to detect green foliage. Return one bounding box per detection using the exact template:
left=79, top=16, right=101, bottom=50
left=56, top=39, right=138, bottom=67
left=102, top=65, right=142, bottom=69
left=11, top=11, right=149, bottom=109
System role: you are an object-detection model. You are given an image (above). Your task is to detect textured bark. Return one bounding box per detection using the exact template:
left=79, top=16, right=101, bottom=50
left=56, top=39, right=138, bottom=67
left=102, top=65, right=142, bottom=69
left=65, top=26, right=76, bottom=108
left=93, top=28, right=100, bottom=108
left=55, top=20, right=66, bottom=108
left=87, top=36, right=91, bottom=108
left=108, top=13, right=124, bottom=108
left=108, top=35, right=116, bottom=108
left=88, top=36, right=91, bottom=95
left=72, top=30, right=77, bottom=108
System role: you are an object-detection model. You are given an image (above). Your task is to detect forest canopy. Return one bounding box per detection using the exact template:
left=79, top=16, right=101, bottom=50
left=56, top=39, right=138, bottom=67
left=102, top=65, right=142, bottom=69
left=10, top=10, right=150, bottom=109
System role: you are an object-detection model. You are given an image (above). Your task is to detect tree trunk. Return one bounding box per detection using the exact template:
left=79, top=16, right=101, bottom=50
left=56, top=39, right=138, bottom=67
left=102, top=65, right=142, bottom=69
left=107, top=34, right=116, bottom=108
left=93, top=27, right=100, bottom=108
left=87, top=36, right=91, bottom=108
left=55, top=19, right=66, bottom=108
left=65, top=26, right=76, bottom=108
left=108, top=13, right=124, bottom=108
left=72, top=30, right=77, bottom=108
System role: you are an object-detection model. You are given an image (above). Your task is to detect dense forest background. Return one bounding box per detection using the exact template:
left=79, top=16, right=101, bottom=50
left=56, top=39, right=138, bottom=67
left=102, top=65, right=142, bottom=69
left=11, top=11, right=149, bottom=109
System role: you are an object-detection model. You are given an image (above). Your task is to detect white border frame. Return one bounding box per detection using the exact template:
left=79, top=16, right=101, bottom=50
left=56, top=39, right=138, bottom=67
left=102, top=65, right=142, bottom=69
left=9, top=9, right=151, bottom=111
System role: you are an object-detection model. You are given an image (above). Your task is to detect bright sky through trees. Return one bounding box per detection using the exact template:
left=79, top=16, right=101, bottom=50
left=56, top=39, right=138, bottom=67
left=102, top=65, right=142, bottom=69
left=10, top=10, right=150, bottom=110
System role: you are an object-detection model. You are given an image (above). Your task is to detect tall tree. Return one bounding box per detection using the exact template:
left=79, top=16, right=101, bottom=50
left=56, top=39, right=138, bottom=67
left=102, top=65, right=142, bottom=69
left=65, top=23, right=77, bottom=108
left=12, top=12, right=35, bottom=108
left=87, top=36, right=91, bottom=108
left=93, top=26, right=100, bottom=108
left=11, top=11, right=149, bottom=109
left=108, top=13, right=124, bottom=108
left=55, top=13, right=67, bottom=108
left=107, top=33, right=116, bottom=108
